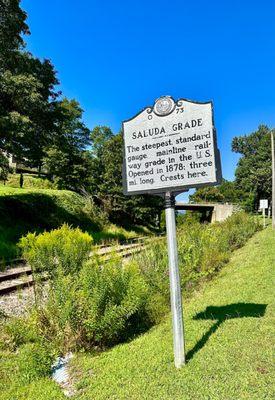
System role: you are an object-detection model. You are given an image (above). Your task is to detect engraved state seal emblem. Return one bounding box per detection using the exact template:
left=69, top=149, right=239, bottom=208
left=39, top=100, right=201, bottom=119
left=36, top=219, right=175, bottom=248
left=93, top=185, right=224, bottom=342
left=153, top=96, right=175, bottom=116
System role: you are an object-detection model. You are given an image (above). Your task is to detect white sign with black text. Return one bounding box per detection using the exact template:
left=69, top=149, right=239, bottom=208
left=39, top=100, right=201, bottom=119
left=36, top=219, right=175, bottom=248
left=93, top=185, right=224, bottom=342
left=122, top=96, right=222, bottom=369
left=123, top=96, right=221, bottom=195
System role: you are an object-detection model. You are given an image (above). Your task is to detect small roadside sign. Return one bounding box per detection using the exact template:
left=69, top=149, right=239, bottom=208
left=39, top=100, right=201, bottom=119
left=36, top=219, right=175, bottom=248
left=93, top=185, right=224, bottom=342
left=260, top=199, right=268, bottom=228
left=259, top=199, right=268, bottom=209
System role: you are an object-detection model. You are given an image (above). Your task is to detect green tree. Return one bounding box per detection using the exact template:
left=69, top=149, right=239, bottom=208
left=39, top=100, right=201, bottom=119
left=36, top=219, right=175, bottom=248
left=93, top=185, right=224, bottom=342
left=43, top=99, right=91, bottom=191
left=87, top=126, right=116, bottom=193
left=0, top=0, right=60, bottom=171
left=232, top=125, right=273, bottom=210
left=0, top=0, right=94, bottom=190
left=89, top=127, right=162, bottom=227
left=0, top=151, right=10, bottom=181
left=90, top=125, right=113, bottom=156
left=0, top=65, right=58, bottom=168
left=0, top=0, right=29, bottom=69
left=190, top=186, right=225, bottom=203
left=190, top=179, right=245, bottom=204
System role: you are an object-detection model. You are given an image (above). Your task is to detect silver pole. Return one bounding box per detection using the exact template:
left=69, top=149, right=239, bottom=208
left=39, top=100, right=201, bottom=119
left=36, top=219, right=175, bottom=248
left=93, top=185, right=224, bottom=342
left=263, top=207, right=265, bottom=228
left=271, top=131, right=275, bottom=230
left=164, top=192, right=185, bottom=368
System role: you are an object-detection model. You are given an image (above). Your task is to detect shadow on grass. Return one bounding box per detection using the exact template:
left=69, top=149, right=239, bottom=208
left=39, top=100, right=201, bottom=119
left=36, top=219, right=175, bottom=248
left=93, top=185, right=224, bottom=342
left=186, top=303, right=267, bottom=362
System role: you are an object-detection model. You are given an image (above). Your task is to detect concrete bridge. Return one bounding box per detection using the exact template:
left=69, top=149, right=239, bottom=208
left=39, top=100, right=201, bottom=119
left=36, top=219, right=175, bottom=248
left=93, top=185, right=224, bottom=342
left=175, top=202, right=235, bottom=223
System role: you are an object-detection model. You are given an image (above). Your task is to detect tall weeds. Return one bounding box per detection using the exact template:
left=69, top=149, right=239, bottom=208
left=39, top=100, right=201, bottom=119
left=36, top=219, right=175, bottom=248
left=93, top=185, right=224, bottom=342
left=17, top=212, right=260, bottom=352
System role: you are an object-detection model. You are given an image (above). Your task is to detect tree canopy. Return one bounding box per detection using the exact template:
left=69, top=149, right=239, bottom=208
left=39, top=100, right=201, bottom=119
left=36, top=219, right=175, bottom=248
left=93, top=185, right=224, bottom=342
left=190, top=179, right=246, bottom=204
left=0, top=1, right=163, bottom=228
left=191, top=125, right=274, bottom=211
left=0, top=0, right=29, bottom=68
left=0, top=0, right=89, bottom=173
left=88, top=127, right=163, bottom=226
left=1, top=1, right=273, bottom=228
left=232, top=125, right=273, bottom=210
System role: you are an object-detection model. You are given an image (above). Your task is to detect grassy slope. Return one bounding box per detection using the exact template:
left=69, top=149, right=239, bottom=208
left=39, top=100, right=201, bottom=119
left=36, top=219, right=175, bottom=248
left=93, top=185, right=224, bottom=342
left=70, top=227, right=275, bottom=400
left=0, top=185, right=146, bottom=263
left=4, top=173, right=57, bottom=189
left=0, top=185, right=94, bottom=262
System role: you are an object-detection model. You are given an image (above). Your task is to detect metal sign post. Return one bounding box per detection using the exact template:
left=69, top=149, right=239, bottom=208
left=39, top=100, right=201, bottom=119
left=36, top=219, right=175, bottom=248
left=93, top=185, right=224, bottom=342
left=122, top=96, right=222, bottom=368
left=263, top=207, right=266, bottom=228
left=164, top=192, right=185, bottom=368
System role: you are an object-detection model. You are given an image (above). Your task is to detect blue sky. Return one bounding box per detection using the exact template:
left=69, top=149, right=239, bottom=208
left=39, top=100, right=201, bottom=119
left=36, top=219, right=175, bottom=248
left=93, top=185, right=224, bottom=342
left=22, top=0, right=275, bottom=192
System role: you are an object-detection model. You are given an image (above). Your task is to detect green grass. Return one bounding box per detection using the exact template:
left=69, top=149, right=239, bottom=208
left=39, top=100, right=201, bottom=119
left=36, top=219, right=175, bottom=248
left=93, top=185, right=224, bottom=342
left=69, top=227, right=275, bottom=400
left=3, top=173, right=58, bottom=189
left=0, top=225, right=273, bottom=399
left=0, top=185, right=96, bottom=263
left=0, top=379, right=66, bottom=400
left=91, top=223, right=151, bottom=244
left=0, top=185, right=149, bottom=264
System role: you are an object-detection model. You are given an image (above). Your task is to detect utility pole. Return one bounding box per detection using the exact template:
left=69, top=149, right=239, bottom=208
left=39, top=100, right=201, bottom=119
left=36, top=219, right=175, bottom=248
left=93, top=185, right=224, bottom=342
left=272, top=131, right=275, bottom=230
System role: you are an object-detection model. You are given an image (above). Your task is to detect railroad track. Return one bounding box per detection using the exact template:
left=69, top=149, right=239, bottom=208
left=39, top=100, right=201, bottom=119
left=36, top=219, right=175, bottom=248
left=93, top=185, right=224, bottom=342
left=0, top=238, right=154, bottom=296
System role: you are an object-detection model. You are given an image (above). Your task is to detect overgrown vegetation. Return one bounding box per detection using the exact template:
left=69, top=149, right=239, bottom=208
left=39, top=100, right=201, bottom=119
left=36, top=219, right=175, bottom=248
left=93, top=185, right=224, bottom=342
left=20, top=225, right=93, bottom=278
left=18, top=225, right=150, bottom=352
left=0, top=316, right=62, bottom=399
left=0, top=185, right=145, bottom=264
left=0, top=215, right=267, bottom=399
left=135, top=212, right=261, bottom=319
left=69, top=226, right=274, bottom=400
left=9, top=212, right=260, bottom=354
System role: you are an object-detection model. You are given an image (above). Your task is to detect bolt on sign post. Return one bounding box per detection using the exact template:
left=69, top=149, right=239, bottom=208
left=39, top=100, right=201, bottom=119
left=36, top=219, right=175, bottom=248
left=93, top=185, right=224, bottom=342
left=260, top=199, right=268, bottom=228
left=122, top=96, right=222, bottom=368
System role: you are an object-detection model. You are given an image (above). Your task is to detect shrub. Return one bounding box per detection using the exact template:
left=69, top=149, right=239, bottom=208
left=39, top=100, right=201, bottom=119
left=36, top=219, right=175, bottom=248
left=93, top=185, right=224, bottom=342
left=19, top=224, right=93, bottom=277
left=135, top=212, right=260, bottom=311
left=177, top=222, right=229, bottom=284
left=16, top=214, right=260, bottom=352
left=0, top=342, right=54, bottom=391
left=136, top=238, right=169, bottom=302
left=15, top=342, right=54, bottom=384
left=77, top=259, right=149, bottom=347
left=1, top=317, right=40, bottom=350
left=33, top=271, right=80, bottom=352
left=221, top=211, right=261, bottom=249
left=19, top=226, right=150, bottom=351
left=28, top=258, right=150, bottom=351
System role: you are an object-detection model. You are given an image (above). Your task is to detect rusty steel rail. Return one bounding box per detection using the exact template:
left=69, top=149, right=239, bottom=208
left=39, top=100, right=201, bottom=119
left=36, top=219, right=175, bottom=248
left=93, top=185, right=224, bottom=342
left=0, top=235, right=165, bottom=296
left=0, top=275, right=34, bottom=295
left=0, top=240, right=153, bottom=296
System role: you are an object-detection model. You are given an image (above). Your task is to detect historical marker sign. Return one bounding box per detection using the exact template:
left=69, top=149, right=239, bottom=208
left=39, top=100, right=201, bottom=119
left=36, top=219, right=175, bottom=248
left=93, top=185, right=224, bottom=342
left=123, top=96, right=221, bottom=195
left=122, top=96, right=222, bottom=369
